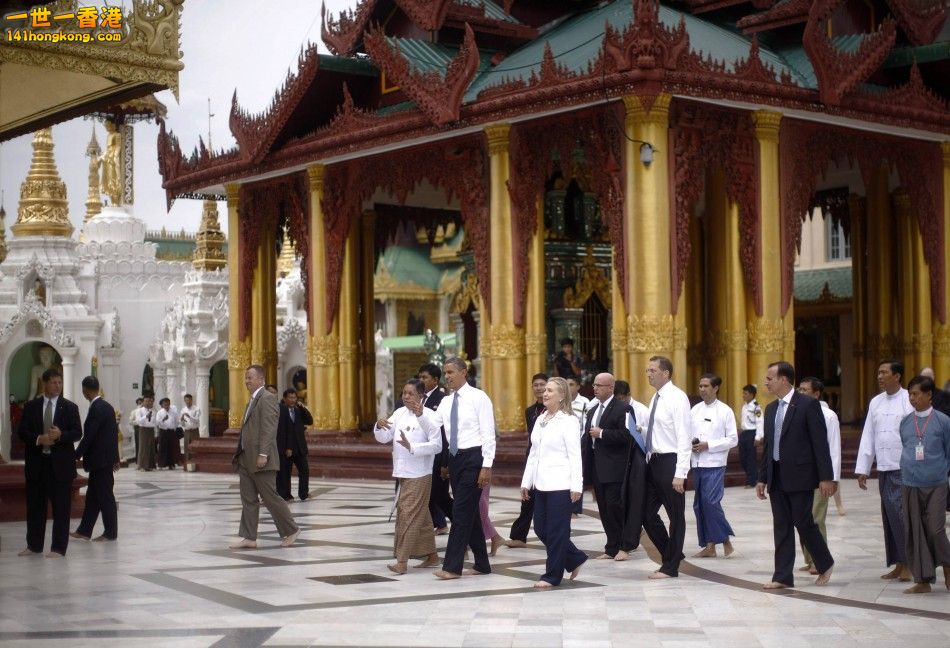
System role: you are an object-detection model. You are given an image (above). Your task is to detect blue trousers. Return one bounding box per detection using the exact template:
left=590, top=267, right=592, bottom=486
left=692, top=466, right=734, bottom=546
left=533, top=489, right=587, bottom=585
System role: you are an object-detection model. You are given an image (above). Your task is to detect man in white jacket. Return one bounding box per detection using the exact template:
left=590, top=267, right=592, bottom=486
left=689, top=373, right=738, bottom=558
left=797, top=377, right=841, bottom=574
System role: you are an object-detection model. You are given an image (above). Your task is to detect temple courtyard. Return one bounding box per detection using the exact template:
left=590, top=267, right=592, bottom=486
left=1, top=474, right=948, bottom=647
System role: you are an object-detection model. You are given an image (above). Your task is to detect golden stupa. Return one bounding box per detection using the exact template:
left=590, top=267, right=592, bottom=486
left=277, top=224, right=297, bottom=277
left=11, top=128, right=73, bottom=238
left=192, top=199, right=226, bottom=271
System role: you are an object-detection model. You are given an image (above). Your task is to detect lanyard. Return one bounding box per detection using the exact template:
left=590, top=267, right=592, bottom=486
left=913, top=411, right=933, bottom=441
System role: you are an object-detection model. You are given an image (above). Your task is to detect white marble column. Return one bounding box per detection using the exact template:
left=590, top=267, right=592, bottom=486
left=60, top=349, right=77, bottom=402
left=152, top=366, right=168, bottom=400
left=195, top=364, right=211, bottom=437
left=165, top=362, right=181, bottom=408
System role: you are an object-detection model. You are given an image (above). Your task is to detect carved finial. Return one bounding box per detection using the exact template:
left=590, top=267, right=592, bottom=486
left=11, top=128, right=73, bottom=238
left=192, top=199, right=226, bottom=271
left=84, top=125, right=102, bottom=225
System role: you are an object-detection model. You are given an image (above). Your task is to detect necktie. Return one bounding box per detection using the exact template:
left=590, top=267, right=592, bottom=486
left=773, top=400, right=787, bottom=461
left=43, top=399, right=53, bottom=455
left=645, top=393, right=659, bottom=458
left=449, top=392, right=459, bottom=456
left=590, top=403, right=601, bottom=447
left=628, top=412, right=646, bottom=454
left=289, top=408, right=295, bottom=423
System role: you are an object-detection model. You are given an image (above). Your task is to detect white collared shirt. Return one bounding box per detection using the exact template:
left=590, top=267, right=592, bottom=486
left=179, top=405, right=200, bottom=430
left=646, top=381, right=694, bottom=479
left=820, top=400, right=842, bottom=481
left=588, top=395, right=614, bottom=448
left=741, top=399, right=765, bottom=440
left=156, top=406, right=179, bottom=430
left=135, top=407, right=156, bottom=428
left=424, top=383, right=496, bottom=467
left=690, top=399, right=738, bottom=468
left=374, top=406, right=442, bottom=478
left=571, top=394, right=591, bottom=429
left=856, top=388, right=912, bottom=474
left=521, top=410, right=582, bottom=493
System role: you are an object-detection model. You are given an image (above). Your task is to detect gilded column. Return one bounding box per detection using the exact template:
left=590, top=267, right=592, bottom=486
left=685, top=210, right=705, bottom=390
left=933, top=143, right=950, bottom=380
left=893, top=189, right=918, bottom=369
left=485, top=123, right=525, bottom=432
left=610, top=248, right=629, bottom=381
left=307, top=164, right=340, bottom=430
left=747, top=111, right=785, bottom=404
left=524, top=196, right=546, bottom=404
left=225, top=184, right=250, bottom=428
left=359, top=210, right=377, bottom=427
left=251, top=224, right=277, bottom=384
left=623, top=94, right=673, bottom=398
left=849, top=194, right=869, bottom=411
left=338, top=216, right=359, bottom=431
left=911, top=209, right=933, bottom=374
left=867, top=164, right=895, bottom=364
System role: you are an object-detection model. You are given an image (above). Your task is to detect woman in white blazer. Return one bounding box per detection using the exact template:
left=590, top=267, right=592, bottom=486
left=520, top=377, right=587, bottom=588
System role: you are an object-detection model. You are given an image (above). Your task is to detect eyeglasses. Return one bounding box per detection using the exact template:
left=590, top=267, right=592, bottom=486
left=593, top=383, right=609, bottom=388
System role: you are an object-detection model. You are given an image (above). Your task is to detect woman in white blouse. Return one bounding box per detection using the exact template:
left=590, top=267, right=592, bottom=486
left=520, top=377, right=587, bottom=588
left=374, top=379, right=442, bottom=575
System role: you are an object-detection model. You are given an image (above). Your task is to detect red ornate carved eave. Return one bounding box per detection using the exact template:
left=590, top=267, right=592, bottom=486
left=228, top=43, right=321, bottom=164
left=603, top=0, right=691, bottom=74
left=395, top=0, right=452, bottom=31
left=737, top=0, right=809, bottom=33
left=850, top=62, right=948, bottom=121
left=320, top=0, right=376, bottom=57
left=779, top=120, right=946, bottom=320
left=886, top=0, right=947, bottom=46
left=363, top=23, right=481, bottom=126
left=670, top=102, right=760, bottom=314
left=445, top=3, right=538, bottom=40
left=803, top=0, right=897, bottom=106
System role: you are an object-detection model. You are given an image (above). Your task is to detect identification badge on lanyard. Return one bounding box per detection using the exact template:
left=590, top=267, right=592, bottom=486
left=915, top=442, right=925, bottom=461
left=913, top=411, right=933, bottom=462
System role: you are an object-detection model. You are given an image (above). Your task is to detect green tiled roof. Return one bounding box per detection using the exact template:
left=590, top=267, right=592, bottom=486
left=457, top=0, right=521, bottom=24
left=318, top=53, right=378, bottom=76
left=465, top=0, right=807, bottom=100
left=794, top=267, right=853, bottom=302
left=774, top=46, right=817, bottom=89
left=381, top=332, right=457, bottom=350
left=378, top=246, right=443, bottom=291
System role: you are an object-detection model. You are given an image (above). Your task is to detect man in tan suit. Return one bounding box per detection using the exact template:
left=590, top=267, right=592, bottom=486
left=229, top=365, right=299, bottom=549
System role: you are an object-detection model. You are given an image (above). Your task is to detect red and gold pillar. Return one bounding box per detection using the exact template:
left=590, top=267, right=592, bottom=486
left=933, top=143, right=950, bottom=380
left=225, top=183, right=250, bottom=428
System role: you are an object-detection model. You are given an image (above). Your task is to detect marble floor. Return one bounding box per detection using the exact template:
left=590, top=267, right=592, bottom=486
left=1, top=472, right=948, bottom=648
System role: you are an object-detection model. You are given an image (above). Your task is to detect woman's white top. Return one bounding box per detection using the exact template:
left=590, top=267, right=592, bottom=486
left=374, top=406, right=442, bottom=479
left=521, top=409, right=583, bottom=493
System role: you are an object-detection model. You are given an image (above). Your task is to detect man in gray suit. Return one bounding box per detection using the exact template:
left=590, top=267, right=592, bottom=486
left=229, top=365, right=299, bottom=549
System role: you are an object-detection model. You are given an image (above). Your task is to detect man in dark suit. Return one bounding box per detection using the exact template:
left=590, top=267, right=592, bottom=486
left=71, top=376, right=119, bottom=541
left=276, top=387, right=313, bottom=501
left=418, top=363, right=451, bottom=533
left=230, top=365, right=299, bottom=549
left=586, top=372, right=633, bottom=559
left=507, top=372, right=548, bottom=548
left=18, top=368, right=82, bottom=557
left=757, top=360, right=836, bottom=589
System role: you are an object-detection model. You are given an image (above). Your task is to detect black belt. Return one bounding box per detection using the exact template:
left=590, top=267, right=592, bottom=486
left=454, top=446, right=482, bottom=456
left=741, top=429, right=756, bottom=433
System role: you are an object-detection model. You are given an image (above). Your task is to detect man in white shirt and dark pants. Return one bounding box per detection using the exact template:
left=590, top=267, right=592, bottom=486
left=421, top=357, right=496, bottom=580
left=642, top=356, right=693, bottom=578
left=690, top=373, right=739, bottom=558
left=855, top=360, right=915, bottom=581
left=797, top=377, right=841, bottom=574
left=179, top=393, right=201, bottom=466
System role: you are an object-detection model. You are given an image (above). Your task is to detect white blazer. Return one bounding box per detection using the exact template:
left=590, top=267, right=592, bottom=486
left=521, top=410, right=583, bottom=493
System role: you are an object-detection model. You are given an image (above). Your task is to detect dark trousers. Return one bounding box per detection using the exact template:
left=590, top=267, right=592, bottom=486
left=621, top=446, right=648, bottom=552
left=277, top=452, right=309, bottom=500
left=593, top=475, right=624, bottom=556
left=738, top=430, right=758, bottom=486
left=132, top=425, right=139, bottom=459
left=510, top=489, right=535, bottom=542
left=157, top=429, right=178, bottom=468
left=642, top=453, right=686, bottom=576
left=76, top=468, right=117, bottom=539
left=534, top=489, right=587, bottom=585
left=429, top=458, right=453, bottom=528
left=25, top=459, right=73, bottom=555
left=768, top=461, right=834, bottom=586
left=443, top=448, right=489, bottom=575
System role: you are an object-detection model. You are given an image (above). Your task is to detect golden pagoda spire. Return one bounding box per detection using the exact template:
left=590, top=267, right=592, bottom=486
left=277, top=223, right=297, bottom=277
left=85, top=125, right=102, bottom=224
left=11, top=128, right=73, bottom=238
left=192, top=199, right=226, bottom=271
